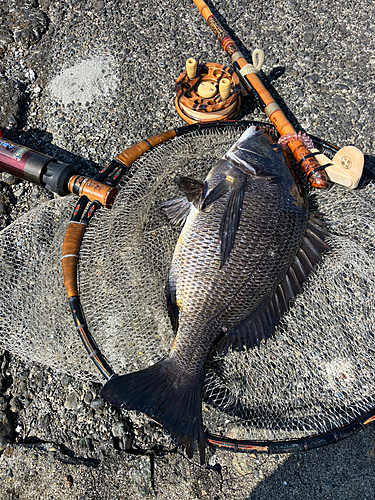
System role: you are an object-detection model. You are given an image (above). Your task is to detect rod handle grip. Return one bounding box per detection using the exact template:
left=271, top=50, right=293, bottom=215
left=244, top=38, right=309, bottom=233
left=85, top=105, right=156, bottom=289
left=116, top=130, right=177, bottom=168
left=61, top=222, right=86, bottom=298
left=67, top=175, right=117, bottom=207
left=287, top=141, right=327, bottom=189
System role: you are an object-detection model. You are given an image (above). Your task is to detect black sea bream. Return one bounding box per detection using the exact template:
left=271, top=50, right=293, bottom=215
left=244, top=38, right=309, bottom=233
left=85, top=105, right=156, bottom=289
left=100, top=126, right=327, bottom=463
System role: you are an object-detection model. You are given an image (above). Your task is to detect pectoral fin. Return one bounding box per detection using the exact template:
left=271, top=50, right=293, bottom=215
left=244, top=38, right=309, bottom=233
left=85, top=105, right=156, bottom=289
left=219, top=176, right=247, bottom=268
left=201, top=177, right=232, bottom=209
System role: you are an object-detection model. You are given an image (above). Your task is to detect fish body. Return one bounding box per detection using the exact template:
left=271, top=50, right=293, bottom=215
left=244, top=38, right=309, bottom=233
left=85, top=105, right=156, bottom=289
left=100, top=127, right=327, bottom=463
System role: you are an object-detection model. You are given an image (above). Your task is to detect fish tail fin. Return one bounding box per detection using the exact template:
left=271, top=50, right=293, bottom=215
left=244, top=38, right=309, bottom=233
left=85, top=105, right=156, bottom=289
left=100, top=360, right=205, bottom=463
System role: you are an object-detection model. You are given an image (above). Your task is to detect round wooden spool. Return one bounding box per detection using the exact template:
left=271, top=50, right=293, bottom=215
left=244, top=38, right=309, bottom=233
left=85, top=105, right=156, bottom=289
left=175, top=62, right=241, bottom=124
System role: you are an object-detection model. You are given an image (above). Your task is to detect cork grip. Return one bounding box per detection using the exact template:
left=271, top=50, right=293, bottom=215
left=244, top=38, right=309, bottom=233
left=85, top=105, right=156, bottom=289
left=67, top=176, right=117, bottom=207
left=61, top=222, right=86, bottom=298
left=116, top=130, right=177, bottom=167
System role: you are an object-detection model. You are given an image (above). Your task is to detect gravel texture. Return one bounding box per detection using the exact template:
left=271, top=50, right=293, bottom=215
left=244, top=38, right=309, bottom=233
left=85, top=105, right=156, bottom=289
left=0, top=0, right=374, bottom=498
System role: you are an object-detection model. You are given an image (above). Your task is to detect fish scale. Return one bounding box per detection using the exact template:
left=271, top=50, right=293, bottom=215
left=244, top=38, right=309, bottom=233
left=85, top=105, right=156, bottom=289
left=100, top=126, right=328, bottom=464
left=170, top=180, right=306, bottom=365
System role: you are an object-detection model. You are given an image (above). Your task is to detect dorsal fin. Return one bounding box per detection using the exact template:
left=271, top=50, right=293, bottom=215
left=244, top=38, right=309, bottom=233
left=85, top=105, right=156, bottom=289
left=216, top=217, right=329, bottom=352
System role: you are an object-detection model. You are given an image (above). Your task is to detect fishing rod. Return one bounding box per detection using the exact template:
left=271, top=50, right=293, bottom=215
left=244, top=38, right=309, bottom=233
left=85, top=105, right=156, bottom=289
left=0, top=133, right=117, bottom=208
left=174, top=57, right=364, bottom=189
left=191, top=0, right=328, bottom=189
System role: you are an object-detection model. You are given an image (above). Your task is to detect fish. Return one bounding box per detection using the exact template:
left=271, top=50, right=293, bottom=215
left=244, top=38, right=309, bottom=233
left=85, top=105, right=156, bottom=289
left=100, top=126, right=328, bottom=463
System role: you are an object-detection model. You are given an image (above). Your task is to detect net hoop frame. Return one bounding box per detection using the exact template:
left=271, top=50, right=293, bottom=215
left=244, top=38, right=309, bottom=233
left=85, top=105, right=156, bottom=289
left=63, top=119, right=375, bottom=454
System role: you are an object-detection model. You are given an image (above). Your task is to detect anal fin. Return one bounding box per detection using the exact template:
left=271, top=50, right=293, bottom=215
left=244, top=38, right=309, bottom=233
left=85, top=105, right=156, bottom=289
left=217, top=297, right=276, bottom=352
left=217, top=216, right=329, bottom=352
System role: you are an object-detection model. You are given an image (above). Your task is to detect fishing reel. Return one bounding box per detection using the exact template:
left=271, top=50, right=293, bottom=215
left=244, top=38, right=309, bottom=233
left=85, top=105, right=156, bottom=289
left=175, top=58, right=242, bottom=124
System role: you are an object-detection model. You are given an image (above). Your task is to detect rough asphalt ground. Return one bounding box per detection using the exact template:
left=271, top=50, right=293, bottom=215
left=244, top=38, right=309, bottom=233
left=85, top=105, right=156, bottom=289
left=0, top=0, right=374, bottom=498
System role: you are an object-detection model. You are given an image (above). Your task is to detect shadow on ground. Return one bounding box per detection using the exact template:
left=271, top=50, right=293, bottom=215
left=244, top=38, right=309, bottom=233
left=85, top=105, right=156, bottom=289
left=246, top=425, right=375, bottom=499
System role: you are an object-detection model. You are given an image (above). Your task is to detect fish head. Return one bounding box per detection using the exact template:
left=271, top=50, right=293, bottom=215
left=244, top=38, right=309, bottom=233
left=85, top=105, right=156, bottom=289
left=224, top=126, right=290, bottom=179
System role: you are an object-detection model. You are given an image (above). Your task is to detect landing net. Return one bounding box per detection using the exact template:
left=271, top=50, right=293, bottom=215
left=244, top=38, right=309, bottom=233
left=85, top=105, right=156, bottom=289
left=1, top=125, right=374, bottom=446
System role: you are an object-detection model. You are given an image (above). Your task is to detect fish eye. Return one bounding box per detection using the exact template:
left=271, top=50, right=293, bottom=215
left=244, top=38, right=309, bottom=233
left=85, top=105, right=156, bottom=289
left=271, top=143, right=283, bottom=152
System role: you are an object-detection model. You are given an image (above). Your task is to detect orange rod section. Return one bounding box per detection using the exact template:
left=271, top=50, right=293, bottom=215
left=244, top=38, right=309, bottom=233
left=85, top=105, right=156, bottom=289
left=192, top=0, right=326, bottom=189
left=67, top=176, right=117, bottom=208
left=193, top=0, right=213, bottom=20
left=116, top=130, right=177, bottom=168
left=61, top=222, right=86, bottom=298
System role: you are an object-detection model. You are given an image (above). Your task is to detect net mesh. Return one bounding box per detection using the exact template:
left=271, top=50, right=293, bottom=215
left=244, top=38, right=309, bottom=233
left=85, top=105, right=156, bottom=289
left=1, top=126, right=375, bottom=442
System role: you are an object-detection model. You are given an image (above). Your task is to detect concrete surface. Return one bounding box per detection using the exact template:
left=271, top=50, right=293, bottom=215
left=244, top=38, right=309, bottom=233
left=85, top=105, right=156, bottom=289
left=0, top=0, right=374, bottom=498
